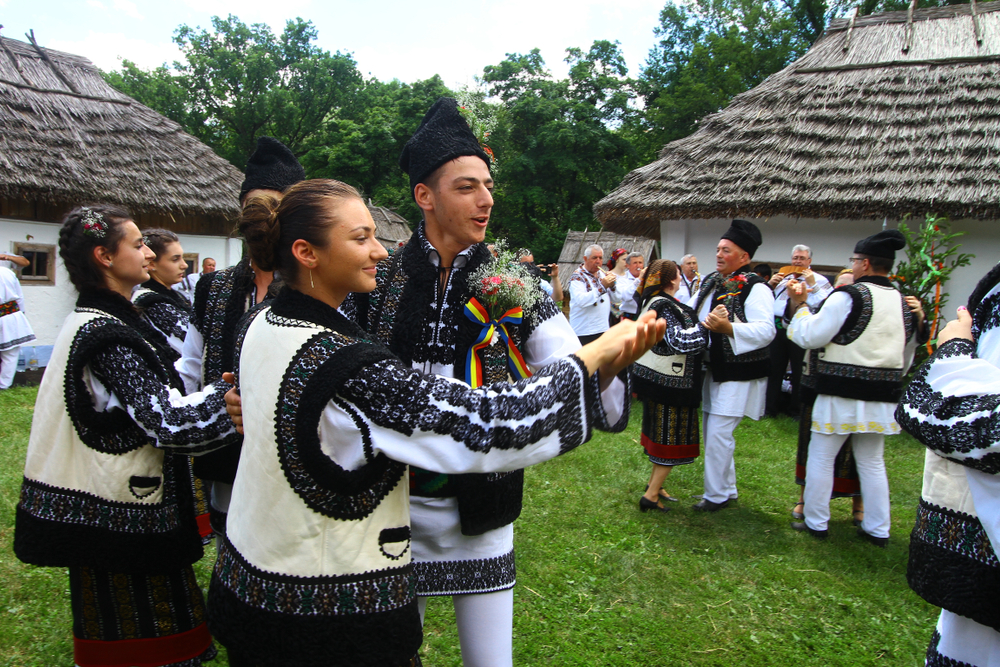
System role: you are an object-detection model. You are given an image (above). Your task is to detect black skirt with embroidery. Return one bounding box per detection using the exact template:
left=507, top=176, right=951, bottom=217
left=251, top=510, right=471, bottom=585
left=69, top=564, right=216, bottom=667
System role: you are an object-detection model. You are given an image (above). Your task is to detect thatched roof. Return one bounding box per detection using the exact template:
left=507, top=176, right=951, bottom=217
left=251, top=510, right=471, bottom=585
left=367, top=201, right=413, bottom=249
left=595, top=1, right=1000, bottom=239
left=557, top=230, right=658, bottom=279
left=0, top=34, right=243, bottom=223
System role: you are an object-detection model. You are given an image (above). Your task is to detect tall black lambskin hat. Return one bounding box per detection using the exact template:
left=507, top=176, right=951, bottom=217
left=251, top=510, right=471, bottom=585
left=399, top=97, right=491, bottom=197
left=854, top=229, right=906, bottom=260
left=239, top=137, right=306, bottom=203
left=720, top=219, right=762, bottom=258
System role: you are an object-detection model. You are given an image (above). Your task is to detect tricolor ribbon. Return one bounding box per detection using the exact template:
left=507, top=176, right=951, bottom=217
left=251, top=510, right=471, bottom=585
left=463, top=297, right=533, bottom=387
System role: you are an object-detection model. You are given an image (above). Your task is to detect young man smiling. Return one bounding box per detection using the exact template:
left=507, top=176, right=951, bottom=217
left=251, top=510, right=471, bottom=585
left=342, top=98, right=631, bottom=667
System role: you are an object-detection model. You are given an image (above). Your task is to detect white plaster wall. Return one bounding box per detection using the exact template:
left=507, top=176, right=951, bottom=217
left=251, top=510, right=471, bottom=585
left=658, top=215, right=998, bottom=314
left=0, top=217, right=238, bottom=346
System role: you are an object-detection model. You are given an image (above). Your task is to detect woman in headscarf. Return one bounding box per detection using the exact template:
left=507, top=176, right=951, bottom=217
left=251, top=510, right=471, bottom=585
left=632, top=260, right=710, bottom=512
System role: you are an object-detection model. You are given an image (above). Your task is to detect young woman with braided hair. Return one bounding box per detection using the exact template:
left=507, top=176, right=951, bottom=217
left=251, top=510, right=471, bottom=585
left=14, top=205, right=239, bottom=667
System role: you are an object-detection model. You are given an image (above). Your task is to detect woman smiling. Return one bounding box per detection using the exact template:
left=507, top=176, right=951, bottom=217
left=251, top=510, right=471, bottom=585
left=208, top=179, right=665, bottom=667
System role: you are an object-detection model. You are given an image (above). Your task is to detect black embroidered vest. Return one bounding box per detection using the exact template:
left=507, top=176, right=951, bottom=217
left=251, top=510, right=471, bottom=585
left=693, top=268, right=770, bottom=382
left=631, top=295, right=704, bottom=406
left=346, top=232, right=557, bottom=536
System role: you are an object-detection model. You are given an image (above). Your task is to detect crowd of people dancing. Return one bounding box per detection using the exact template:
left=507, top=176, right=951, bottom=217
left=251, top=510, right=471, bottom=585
left=10, top=96, right=999, bottom=667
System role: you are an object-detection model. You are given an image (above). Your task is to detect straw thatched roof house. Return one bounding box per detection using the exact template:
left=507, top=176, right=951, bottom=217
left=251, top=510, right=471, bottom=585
left=594, top=1, right=1000, bottom=305
left=367, top=201, right=413, bottom=249
left=0, top=33, right=246, bottom=346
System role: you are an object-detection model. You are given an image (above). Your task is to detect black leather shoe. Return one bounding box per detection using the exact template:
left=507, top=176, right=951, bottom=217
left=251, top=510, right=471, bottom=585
left=857, top=526, right=888, bottom=548
left=640, top=496, right=671, bottom=513
left=790, top=521, right=828, bottom=539
left=692, top=498, right=730, bottom=512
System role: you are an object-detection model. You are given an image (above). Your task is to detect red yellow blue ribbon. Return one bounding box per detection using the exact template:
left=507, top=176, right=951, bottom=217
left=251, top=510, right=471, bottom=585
left=463, top=298, right=533, bottom=387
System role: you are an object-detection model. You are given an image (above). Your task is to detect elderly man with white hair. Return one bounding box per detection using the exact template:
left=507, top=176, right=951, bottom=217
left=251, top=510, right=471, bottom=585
left=618, top=252, right=645, bottom=321
left=676, top=254, right=701, bottom=304
left=766, top=244, right=833, bottom=417
left=569, top=244, right=623, bottom=344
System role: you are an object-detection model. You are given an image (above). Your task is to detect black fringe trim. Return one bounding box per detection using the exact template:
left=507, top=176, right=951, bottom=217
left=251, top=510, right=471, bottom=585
left=925, top=630, right=977, bottom=667
left=14, top=484, right=202, bottom=574
left=208, top=572, right=422, bottom=667
left=907, top=500, right=1000, bottom=632
left=134, top=279, right=193, bottom=315
left=63, top=320, right=156, bottom=454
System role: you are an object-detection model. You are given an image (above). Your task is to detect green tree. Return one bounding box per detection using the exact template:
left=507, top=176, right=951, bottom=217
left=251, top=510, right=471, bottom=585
left=634, top=0, right=842, bottom=161
left=480, top=44, right=640, bottom=262
left=892, top=214, right=973, bottom=368
left=172, top=16, right=362, bottom=168
left=104, top=15, right=364, bottom=170
left=102, top=60, right=199, bottom=131
left=300, top=75, right=453, bottom=224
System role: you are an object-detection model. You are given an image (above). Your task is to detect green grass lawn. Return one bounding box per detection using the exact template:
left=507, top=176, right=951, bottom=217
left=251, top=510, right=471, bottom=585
left=1, top=387, right=936, bottom=666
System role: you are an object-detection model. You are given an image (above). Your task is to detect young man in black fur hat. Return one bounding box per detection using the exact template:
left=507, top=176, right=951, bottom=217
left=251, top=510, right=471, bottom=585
left=786, top=229, right=926, bottom=544
left=341, top=97, right=632, bottom=666
left=689, top=219, right=776, bottom=512
left=178, top=136, right=303, bottom=540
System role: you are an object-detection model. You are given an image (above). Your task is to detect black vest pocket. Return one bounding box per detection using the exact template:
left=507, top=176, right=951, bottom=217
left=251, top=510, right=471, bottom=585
left=129, top=475, right=161, bottom=499
left=379, top=526, right=411, bottom=560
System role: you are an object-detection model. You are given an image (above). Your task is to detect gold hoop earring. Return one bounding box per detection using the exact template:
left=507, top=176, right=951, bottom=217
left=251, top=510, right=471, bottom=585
left=310, top=269, right=314, bottom=289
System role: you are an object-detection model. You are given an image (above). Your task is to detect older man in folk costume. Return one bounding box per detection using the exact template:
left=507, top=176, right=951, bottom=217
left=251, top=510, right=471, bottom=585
left=896, top=263, right=1000, bottom=667
left=766, top=244, right=833, bottom=417
left=787, top=230, right=926, bottom=542
left=690, top=220, right=776, bottom=511
left=569, top=245, right=624, bottom=344
left=342, top=97, right=630, bottom=667
left=676, top=254, right=701, bottom=304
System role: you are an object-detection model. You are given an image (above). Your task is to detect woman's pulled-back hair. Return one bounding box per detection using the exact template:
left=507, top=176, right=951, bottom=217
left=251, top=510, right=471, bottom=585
left=141, top=228, right=180, bottom=261
left=59, top=204, right=133, bottom=294
left=239, top=179, right=363, bottom=284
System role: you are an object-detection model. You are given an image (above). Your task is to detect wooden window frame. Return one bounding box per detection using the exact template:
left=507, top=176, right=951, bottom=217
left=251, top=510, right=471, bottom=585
left=13, top=242, right=56, bottom=286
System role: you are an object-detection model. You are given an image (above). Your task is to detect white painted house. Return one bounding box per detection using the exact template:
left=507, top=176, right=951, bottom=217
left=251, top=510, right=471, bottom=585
left=595, top=2, right=1000, bottom=312
left=0, top=34, right=245, bottom=351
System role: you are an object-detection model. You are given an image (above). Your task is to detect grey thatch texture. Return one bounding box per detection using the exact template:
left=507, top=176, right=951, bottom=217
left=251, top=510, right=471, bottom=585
left=367, top=201, right=413, bottom=249
left=0, top=35, right=243, bottom=221
left=557, top=230, right=658, bottom=280
left=594, top=1, right=1000, bottom=239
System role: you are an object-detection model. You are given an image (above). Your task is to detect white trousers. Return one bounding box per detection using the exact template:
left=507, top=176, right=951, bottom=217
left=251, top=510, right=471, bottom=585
left=418, top=589, right=514, bottom=667
left=702, top=413, right=742, bottom=503
left=931, top=609, right=1000, bottom=666
left=804, top=432, right=890, bottom=537
left=0, top=346, right=18, bottom=389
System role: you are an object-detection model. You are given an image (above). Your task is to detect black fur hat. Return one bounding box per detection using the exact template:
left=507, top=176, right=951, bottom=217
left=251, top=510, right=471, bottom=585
left=399, top=97, right=491, bottom=197
left=854, top=229, right=906, bottom=260
left=720, top=219, right=762, bottom=258
left=239, top=137, right=306, bottom=203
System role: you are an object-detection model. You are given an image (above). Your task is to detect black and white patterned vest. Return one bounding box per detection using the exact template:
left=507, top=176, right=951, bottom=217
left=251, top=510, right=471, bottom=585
left=209, top=288, right=420, bottom=666
left=344, top=227, right=560, bottom=536
left=15, top=292, right=202, bottom=573
left=693, top=267, right=769, bottom=382
left=810, top=277, right=913, bottom=403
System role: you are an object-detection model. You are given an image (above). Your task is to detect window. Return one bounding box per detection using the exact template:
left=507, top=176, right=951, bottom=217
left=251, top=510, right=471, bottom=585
left=13, top=243, right=56, bottom=286
left=183, top=253, right=199, bottom=277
